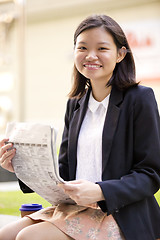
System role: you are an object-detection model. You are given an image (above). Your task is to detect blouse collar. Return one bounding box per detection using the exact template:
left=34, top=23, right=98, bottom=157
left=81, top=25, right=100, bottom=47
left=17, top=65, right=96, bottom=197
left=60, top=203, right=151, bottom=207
left=88, top=92, right=110, bottom=113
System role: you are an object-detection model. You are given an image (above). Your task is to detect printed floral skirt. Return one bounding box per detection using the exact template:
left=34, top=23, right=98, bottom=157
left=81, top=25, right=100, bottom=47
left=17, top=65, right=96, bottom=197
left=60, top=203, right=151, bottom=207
left=26, top=203, right=125, bottom=240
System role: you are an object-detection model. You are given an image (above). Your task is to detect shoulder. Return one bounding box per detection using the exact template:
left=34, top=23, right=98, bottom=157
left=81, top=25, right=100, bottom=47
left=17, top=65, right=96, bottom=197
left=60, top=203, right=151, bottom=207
left=124, top=85, right=159, bottom=119
left=124, top=85, right=156, bottom=106
left=121, top=85, right=159, bottom=118
left=125, top=85, right=154, bottom=97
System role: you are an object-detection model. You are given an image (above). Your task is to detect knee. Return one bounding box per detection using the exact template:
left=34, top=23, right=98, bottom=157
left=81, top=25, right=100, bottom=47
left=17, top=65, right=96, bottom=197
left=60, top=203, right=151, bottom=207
left=15, top=229, right=29, bottom=240
left=0, top=228, right=10, bottom=240
left=0, top=229, right=4, bottom=240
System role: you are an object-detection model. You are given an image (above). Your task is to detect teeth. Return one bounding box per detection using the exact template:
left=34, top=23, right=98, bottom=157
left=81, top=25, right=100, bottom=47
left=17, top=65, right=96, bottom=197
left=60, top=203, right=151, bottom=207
left=84, top=64, right=101, bottom=68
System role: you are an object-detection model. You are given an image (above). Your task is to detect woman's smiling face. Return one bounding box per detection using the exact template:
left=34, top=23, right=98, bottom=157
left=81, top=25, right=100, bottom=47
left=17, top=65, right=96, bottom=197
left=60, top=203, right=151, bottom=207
left=74, top=27, right=122, bottom=85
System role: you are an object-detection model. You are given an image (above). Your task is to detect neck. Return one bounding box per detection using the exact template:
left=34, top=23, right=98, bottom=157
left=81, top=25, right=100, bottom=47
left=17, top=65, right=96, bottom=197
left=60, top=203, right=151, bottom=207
left=91, top=83, right=111, bottom=102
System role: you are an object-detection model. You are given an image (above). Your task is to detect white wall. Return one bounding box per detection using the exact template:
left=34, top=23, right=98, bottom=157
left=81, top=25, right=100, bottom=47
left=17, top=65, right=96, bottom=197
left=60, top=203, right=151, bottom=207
left=24, top=1, right=160, bottom=145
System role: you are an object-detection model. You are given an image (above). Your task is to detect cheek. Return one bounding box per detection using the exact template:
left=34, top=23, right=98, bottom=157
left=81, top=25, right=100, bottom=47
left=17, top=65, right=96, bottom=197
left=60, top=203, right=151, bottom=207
left=74, top=54, right=84, bottom=70
left=103, top=53, right=118, bottom=67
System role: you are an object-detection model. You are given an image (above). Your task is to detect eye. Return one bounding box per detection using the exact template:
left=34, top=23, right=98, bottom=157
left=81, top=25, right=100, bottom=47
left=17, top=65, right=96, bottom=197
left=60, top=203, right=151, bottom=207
left=77, top=46, right=87, bottom=51
left=98, top=47, right=109, bottom=51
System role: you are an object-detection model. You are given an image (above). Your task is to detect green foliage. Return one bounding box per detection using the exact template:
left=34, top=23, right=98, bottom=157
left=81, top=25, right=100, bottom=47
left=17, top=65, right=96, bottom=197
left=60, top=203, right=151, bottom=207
left=0, top=189, right=160, bottom=216
left=0, top=191, right=51, bottom=216
left=155, top=189, right=160, bottom=206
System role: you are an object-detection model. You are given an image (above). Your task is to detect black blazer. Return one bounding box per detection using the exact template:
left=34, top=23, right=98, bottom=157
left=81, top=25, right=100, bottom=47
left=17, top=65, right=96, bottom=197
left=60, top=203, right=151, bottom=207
left=58, top=85, right=160, bottom=240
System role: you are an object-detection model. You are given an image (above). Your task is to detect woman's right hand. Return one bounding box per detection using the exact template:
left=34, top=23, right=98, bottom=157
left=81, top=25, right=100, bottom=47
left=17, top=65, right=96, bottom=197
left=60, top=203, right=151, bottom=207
left=0, top=138, right=16, bottom=173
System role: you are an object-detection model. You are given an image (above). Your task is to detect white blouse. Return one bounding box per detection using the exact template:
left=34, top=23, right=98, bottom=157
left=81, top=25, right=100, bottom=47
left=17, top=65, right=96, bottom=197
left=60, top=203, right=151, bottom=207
left=76, top=92, right=110, bottom=183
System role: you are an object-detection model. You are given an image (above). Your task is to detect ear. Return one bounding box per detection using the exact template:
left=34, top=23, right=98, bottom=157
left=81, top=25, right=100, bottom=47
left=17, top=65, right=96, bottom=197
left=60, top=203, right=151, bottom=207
left=116, top=46, right=127, bottom=63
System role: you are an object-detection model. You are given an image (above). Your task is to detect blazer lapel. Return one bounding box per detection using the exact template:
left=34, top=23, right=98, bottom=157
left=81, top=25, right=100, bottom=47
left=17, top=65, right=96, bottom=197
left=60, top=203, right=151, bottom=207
left=68, top=89, right=91, bottom=180
left=102, top=87, right=123, bottom=173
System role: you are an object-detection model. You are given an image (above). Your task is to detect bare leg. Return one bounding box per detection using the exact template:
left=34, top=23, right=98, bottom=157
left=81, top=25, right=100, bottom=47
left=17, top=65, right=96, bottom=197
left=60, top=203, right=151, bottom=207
left=0, top=217, right=41, bottom=240
left=16, top=221, right=74, bottom=240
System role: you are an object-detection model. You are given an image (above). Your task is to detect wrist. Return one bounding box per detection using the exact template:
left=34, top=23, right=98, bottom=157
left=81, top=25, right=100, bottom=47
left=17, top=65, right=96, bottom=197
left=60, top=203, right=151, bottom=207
left=95, top=184, right=105, bottom=201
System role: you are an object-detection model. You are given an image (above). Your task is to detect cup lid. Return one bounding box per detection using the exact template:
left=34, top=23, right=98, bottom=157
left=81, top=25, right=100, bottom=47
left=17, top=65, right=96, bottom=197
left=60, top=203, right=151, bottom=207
left=19, top=203, right=43, bottom=211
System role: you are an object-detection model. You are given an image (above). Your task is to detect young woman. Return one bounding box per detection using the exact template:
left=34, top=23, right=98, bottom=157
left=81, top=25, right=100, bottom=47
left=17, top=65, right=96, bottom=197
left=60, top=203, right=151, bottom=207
left=0, top=14, right=160, bottom=240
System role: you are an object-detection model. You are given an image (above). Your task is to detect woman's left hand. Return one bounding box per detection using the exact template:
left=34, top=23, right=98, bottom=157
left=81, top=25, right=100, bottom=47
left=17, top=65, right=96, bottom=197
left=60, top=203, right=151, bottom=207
left=59, top=179, right=105, bottom=206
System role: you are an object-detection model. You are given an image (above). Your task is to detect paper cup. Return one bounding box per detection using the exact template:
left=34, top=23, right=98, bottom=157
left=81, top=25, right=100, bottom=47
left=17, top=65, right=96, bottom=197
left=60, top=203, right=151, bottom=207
left=19, top=203, right=43, bottom=217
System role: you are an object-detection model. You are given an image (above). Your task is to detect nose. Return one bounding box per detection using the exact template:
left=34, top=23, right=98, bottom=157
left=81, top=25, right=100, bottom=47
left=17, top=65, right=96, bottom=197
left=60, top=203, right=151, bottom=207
left=85, top=51, right=98, bottom=61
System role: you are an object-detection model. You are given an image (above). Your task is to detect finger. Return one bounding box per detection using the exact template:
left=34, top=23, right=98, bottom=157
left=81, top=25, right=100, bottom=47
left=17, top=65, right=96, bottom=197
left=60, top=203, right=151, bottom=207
left=0, top=138, right=9, bottom=148
left=0, top=143, right=14, bottom=157
left=0, top=153, right=12, bottom=165
left=62, top=183, right=79, bottom=191
left=64, top=190, right=78, bottom=201
left=58, top=183, right=64, bottom=187
left=0, top=154, right=15, bottom=173
left=0, top=148, right=16, bottom=164
left=67, top=179, right=84, bottom=184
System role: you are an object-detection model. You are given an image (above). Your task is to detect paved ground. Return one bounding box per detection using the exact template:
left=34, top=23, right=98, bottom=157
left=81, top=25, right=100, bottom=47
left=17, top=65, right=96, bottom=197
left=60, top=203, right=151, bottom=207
left=0, top=181, right=20, bottom=228
left=0, top=214, right=20, bottom=228
left=0, top=181, right=19, bottom=192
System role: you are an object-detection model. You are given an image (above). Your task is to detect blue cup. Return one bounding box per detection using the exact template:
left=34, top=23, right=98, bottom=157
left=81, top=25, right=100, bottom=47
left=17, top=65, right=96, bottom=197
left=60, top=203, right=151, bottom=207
left=19, top=203, right=43, bottom=217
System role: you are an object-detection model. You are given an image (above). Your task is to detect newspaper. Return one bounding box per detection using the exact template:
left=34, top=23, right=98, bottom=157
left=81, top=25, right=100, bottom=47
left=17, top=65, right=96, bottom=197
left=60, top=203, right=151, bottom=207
left=5, top=122, right=74, bottom=205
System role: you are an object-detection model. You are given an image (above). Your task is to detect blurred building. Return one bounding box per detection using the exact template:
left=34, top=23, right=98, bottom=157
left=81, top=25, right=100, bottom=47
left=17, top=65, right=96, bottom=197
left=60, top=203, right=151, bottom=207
left=0, top=0, right=160, bottom=181
left=25, top=0, right=160, bottom=139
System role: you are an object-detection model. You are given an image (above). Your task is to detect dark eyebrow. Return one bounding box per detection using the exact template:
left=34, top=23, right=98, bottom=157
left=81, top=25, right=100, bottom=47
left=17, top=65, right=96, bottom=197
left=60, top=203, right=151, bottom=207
left=76, top=41, right=111, bottom=46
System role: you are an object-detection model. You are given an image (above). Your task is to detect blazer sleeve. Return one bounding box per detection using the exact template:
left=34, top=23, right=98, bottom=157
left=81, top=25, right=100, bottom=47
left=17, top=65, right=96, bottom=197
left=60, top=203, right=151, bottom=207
left=98, top=87, right=160, bottom=215
left=18, top=179, right=34, bottom=193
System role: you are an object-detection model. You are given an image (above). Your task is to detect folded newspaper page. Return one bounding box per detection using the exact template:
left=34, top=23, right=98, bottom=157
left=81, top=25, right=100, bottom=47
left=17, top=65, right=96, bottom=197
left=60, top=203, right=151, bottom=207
left=5, top=122, right=74, bottom=205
